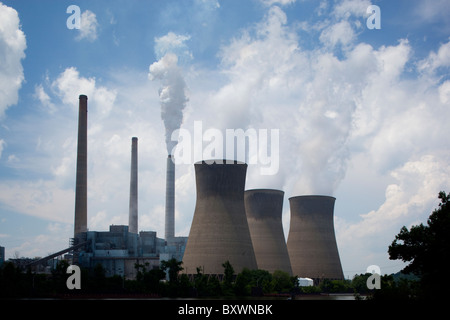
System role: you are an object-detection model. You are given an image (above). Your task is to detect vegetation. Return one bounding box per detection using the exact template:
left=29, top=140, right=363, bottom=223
left=387, top=191, right=450, bottom=300
left=0, top=257, right=416, bottom=299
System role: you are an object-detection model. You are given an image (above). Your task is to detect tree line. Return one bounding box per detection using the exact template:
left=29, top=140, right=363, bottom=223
left=0, top=257, right=416, bottom=299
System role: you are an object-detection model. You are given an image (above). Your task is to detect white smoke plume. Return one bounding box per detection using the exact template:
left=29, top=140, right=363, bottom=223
left=149, top=52, right=188, bottom=155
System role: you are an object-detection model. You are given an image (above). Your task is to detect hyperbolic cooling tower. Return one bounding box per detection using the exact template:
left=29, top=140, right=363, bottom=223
left=286, top=195, right=344, bottom=281
left=244, top=189, right=292, bottom=275
left=128, top=137, right=138, bottom=234
left=74, top=95, right=88, bottom=237
left=165, top=155, right=175, bottom=239
left=182, top=160, right=257, bottom=275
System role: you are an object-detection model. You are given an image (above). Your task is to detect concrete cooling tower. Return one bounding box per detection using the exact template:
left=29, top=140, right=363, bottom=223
left=182, top=160, right=257, bottom=276
left=244, top=189, right=292, bottom=275
left=286, top=195, right=344, bottom=282
left=74, top=95, right=88, bottom=237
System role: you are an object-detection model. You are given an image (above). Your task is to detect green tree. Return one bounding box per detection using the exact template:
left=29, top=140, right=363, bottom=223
left=160, top=258, right=183, bottom=284
left=221, top=261, right=235, bottom=296
left=271, top=270, right=294, bottom=293
left=388, top=191, right=450, bottom=299
left=234, top=268, right=252, bottom=296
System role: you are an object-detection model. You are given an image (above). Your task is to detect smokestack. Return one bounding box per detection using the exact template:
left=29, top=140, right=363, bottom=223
left=74, top=95, right=88, bottom=236
left=286, top=195, right=344, bottom=281
left=245, top=189, right=292, bottom=275
left=128, top=137, right=138, bottom=234
left=165, top=155, right=175, bottom=239
left=182, top=160, right=257, bottom=275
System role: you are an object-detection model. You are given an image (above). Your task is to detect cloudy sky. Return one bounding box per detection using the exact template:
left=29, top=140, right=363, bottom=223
left=1, top=0, right=450, bottom=278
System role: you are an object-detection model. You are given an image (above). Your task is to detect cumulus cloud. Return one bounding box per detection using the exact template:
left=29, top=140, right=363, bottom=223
left=76, top=10, right=99, bottom=42
left=51, top=67, right=117, bottom=117
left=0, top=2, right=27, bottom=117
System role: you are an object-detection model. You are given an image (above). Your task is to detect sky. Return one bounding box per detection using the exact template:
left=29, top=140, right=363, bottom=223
left=1, top=0, right=450, bottom=279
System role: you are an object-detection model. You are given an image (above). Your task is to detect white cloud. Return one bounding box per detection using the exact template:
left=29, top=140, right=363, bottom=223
left=0, top=2, right=26, bottom=117
left=336, top=155, right=449, bottom=275
left=34, top=84, right=57, bottom=114
left=154, top=32, right=192, bottom=61
left=260, top=0, right=296, bottom=6
left=51, top=67, right=117, bottom=117
left=333, top=0, right=371, bottom=19
left=319, top=20, right=356, bottom=48
left=418, top=40, right=450, bottom=74
left=76, top=10, right=99, bottom=42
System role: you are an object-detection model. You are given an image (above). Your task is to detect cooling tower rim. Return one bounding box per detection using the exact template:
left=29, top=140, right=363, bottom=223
left=195, top=159, right=247, bottom=165
left=245, top=188, right=284, bottom=195
left=288, top=195, right=336, bottom=201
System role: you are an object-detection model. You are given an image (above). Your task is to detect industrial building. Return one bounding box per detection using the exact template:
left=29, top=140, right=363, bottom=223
left=64, top=95, right=187, bottom=279
left=182, top=160, right=258, bottom=277
left=244, top=189, right=292, bottom=275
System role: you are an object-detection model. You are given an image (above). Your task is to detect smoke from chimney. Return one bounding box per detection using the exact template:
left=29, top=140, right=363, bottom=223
left=148, top=53, right=188, bottom=154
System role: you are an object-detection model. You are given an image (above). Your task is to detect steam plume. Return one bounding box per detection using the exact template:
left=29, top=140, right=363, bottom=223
left=149, top=53, right=188, bottom=154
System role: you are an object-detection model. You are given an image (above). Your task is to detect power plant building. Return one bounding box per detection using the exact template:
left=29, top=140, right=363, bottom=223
left=77, top=225, right=165, bottom=279
left=68, top=96, right=186, bottom=279
left=286, top=195, right=344, bottom=283
left=182, top=160, right=258, bottom=276
left=244, top=189, right=292, bottom=275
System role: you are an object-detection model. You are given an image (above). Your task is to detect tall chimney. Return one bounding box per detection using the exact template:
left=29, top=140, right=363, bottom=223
left=165, top=155, right=175, bottom=239
left=74, top=95, right=88, bottom=237
left=128, top=137, right=138, bottom=234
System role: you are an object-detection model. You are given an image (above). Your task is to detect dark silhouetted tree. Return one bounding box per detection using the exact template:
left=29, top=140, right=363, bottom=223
left=389, top=191, right=450, bottom=299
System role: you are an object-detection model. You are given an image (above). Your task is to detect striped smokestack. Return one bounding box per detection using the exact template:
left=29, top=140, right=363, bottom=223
left=165, top=155, right=175, bottom=239
left=128, top=137, right=138, bottom=234
left=74, top=95, right=88, bottom=236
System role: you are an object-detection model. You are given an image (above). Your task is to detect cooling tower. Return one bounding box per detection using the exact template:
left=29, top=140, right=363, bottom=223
left=182, top=160, right=257, bottom=276
left=165, top=155, right=175, bottom=239
left=128, top=137, right=138, bottom=234
left=286, top=195, right=344, bottom=281
left=74, top=95, right=88, bottom=237
left=244, top=189, right=292, bottom=275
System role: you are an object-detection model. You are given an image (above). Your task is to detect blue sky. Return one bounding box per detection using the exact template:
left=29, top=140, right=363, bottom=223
left=1, top=0, right=450, bottom=278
